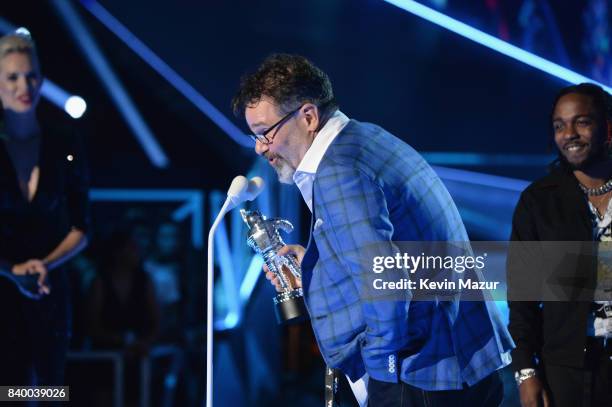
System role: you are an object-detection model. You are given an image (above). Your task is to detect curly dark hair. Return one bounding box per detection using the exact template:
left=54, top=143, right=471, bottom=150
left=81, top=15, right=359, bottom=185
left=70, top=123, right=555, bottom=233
left=232, top=53, right=338, bottom=117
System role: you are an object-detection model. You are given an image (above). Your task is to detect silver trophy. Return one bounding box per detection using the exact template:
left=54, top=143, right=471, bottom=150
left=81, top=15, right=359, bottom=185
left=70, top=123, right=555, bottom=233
left=241, top=209, right=306, bottom=324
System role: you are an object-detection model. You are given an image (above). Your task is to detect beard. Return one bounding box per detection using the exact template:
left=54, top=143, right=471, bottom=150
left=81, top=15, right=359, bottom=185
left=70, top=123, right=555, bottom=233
left=558, top=145, right=609, bottom=171
left=270, top=155, right=296, bottom=184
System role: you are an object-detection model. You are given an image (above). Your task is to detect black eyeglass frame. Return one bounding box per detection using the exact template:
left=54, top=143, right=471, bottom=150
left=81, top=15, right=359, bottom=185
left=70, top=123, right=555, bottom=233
left=250, top=105, right=303, bottom=144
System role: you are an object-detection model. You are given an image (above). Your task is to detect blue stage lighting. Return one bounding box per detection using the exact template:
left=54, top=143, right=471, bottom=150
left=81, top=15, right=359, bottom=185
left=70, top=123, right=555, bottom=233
left=80, top=0, right=252, bottom=148
left=422, top=152, right=556, bottom=167
left=64, top=96, right=87, bottom=119
left=240, top=255, right=265, bottom=303
left=383, top=0, right=612, bottom=92
left=41, top=80, right=87, bottom=119
left=53, top=0, right=169, bottom=168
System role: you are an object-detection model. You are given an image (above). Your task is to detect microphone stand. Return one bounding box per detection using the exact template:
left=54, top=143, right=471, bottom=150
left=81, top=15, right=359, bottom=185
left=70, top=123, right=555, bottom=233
left=205, top=175, right=263, bottom=407
left=206, top=198, right=232, bottom=407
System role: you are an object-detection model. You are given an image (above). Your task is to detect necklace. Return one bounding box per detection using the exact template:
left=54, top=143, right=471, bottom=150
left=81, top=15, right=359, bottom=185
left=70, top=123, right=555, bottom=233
left=579, top=179, right=612, bottom=196
left=589, top=192, right=612, bottom=220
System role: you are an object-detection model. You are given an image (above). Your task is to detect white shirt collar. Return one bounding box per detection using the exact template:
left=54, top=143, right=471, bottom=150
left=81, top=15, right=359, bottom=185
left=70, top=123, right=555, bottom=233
left=293, top=110, right=349, bottom=211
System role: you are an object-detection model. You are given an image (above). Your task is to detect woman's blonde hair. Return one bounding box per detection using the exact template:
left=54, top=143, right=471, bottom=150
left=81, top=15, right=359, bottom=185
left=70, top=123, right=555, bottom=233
left=0, top=28, right=39, bottom=69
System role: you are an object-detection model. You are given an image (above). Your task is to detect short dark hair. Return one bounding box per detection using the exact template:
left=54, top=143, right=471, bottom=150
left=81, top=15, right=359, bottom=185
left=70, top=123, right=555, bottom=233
left=232, top=53, right=338, bottom=117
left=551, top=82, right=612, bottom=122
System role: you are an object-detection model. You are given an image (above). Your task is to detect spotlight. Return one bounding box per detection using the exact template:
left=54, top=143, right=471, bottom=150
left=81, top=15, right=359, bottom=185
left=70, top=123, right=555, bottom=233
left=64, top=96, right=87, bottom=119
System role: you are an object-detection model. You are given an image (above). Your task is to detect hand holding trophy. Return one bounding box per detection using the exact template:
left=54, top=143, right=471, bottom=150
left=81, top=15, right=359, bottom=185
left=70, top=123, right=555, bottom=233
left=241, top=209, right=307, bottom=323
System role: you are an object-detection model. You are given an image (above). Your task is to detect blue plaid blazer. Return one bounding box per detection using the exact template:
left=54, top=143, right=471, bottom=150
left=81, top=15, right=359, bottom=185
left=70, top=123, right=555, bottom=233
left=300, top=120, right=513, bottom=390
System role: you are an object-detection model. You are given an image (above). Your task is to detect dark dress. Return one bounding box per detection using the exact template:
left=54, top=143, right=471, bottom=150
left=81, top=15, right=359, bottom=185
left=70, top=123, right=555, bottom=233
left=0, top=126, right=89, bottom=385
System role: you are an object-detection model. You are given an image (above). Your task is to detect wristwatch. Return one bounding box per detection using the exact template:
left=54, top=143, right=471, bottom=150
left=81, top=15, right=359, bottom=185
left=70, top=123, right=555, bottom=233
left=514, top=368, right=536, bottom=386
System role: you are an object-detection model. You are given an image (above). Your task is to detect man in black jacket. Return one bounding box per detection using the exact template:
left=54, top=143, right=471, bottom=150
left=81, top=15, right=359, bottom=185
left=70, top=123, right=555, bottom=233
left=508, top=83, right=612, bottom=407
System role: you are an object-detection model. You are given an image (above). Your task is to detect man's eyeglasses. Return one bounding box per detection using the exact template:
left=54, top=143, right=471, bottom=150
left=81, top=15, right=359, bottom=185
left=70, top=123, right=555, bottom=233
left=250, top=105, right=303, bottom=144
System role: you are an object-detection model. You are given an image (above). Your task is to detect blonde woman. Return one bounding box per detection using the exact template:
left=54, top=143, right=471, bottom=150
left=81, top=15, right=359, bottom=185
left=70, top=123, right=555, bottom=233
left=0, top=28, right=89, bottom=386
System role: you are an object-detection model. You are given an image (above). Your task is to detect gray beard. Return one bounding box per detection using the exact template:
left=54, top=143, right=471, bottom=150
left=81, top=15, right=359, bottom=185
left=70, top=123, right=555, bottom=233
left=273, top=156, right=296, bottom=184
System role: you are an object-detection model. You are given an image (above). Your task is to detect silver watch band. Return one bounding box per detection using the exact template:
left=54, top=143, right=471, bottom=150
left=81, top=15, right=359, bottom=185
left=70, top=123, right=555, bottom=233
left=514, top=368, right=537, bottom=386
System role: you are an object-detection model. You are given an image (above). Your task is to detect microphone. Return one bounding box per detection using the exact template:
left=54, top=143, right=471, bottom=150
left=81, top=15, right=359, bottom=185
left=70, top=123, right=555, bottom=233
left=245, top=176, right=265, bottom=201
left=227, top=175, right=265, bottom=210
left=206, top=174, right=265, bottom=407
left=227, top=175, right=248, bottom=208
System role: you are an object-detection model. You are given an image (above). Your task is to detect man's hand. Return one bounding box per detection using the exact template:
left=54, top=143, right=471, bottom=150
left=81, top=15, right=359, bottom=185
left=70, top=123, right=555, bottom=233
left=263, top=244, right=305, bottom=292
left=12, top=259, right=50, bottom=295
left=519, top=376, right=550, bottom=407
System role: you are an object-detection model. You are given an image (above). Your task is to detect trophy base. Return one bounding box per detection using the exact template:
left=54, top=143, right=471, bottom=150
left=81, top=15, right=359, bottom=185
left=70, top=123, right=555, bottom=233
left=273, top=289, right=307, bottom=324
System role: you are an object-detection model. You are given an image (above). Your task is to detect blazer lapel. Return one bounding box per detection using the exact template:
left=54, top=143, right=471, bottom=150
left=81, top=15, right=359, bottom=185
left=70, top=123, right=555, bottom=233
left=301, top=184, right=319, bottom=292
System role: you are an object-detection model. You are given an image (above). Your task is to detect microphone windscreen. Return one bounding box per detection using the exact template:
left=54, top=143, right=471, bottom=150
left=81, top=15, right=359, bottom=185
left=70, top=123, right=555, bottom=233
left=227, top=175, right=248, bottom=198
left=246, top=176, right=265, bottom=201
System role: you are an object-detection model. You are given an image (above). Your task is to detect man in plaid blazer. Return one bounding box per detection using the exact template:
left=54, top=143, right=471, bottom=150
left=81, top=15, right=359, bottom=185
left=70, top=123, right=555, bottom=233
left=233, top=54, right=513, bottom=406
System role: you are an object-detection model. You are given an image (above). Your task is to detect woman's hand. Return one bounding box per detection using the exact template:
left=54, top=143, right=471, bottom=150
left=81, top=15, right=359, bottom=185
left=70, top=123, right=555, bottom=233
left=12, top=259, right=50, bottom=295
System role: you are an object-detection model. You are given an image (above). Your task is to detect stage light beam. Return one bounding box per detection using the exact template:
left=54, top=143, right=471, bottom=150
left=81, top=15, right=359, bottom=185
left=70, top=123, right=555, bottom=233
left=383, top=0, right=612, bottom=93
